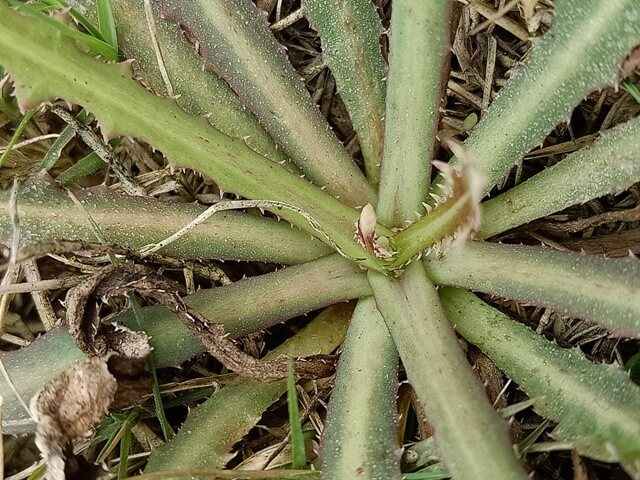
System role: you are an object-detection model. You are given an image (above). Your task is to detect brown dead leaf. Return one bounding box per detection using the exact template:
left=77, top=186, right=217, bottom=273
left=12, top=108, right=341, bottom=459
left=67, top=263, right=335, bottom=382
left=30, top=356, right=115, bottom=480
left=620, top=45, right=640, bottom=79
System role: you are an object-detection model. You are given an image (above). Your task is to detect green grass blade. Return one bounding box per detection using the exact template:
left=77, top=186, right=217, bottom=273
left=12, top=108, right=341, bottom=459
left=461, top=0, right=640, bottom=195
left=129, top=295, right=174, bottom=441
left=321, top=297, right=401, bottom=480
left=287, top=359, right=307, bottom=470
left=96, top=0, right=118, bottom=50
left=116, top=409, right=138, bottom=479
left=55, top=150, right=107, bottom=185
left=368, top=263, right=526, bottom=480
left=376, top=0, right=452, bottom=227
left=304, top=0, right=386, bottom=185
left=48, top=0, right=110, bottom=42
left=0, top=174, right=330, bottom=264
left=144, top=305, right=351, bottom=472
left=0, top=2, right=385, bottom=269
left=440, top=287, right=640, bottom=475
left=155, top=0, right=374, bottom=207
left=11, top=1, right=118, bottom=60
left=0, top=108, right=36, bottom=167
left=425, top=241, right=640, bottom=337
left=479, top=115, right=640, bottom=238
left=40, top=109, right=93, bottom=171
left=622, top=79, right=640, bottom=104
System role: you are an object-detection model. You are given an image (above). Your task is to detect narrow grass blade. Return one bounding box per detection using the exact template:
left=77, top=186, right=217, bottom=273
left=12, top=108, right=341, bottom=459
left=144, top=304, right=351, bottom=472
left=478, top=115, right=640, bottom=238
left=116, top=409, right=137, bottom=479
left=424, top=241, right=640, bottom=337
left=155, top=0, right=374, bottom=207
left=96, top=0, right=118, bottom=51
left=55, top=150, right=108, bottom=185
left=0, top=3, right=385, bottom=270
left=368, top=263, right=526, bottom=480
left=304, top=0, right=386, bottom=184
left=321, top=297, right=401, bottom=480
left=0, top=108, right=36, bottom=168
left=40, top=109, right=92, bottom=171
left=461, top=0, right=640, bottom=194
left=0, top=174, right=331, bottom=265
left=376, top=0, right=452, bottom=227
left=129, top=295, right=173, bottom=441
left=622, top=79, right=640, bottom=104
left=10, top=2, right=118, bottom=61
left=440, top=287, right=640, bottom=475
left=287, top=359, right=307, bottom=470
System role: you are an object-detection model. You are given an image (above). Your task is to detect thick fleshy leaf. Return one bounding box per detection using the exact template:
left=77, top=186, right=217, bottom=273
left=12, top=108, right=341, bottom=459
left=0, top=255, right=368, bottom=434
left=68, top=0, right=293, bottom=167
left=145, top=304, right=351, bottom=472
left=425, top=241, right=640, bottom=337
left=0, top=2, right=387, bottom=271
left=462, top=0, right=640, bottom=194
left=479, top=115, right=640, bottom=238
left=305, top=0, right=387, bottom=184
left=391, top=158, right=484, bottom=269
left=369, top=263, right=526, bottom=480
left=156, top=0, right=374, bottom=207
left=320, top=297, right=400, bottom=480
left=441, top=288, right=640, bottom=475
left=0, top=173, right=330, bottom=264
left=375, top=0, right=452, bottom=228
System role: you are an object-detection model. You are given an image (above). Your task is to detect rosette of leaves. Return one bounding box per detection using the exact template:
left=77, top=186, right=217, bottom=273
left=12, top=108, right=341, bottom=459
left=1, top=0, right=640, bottom=479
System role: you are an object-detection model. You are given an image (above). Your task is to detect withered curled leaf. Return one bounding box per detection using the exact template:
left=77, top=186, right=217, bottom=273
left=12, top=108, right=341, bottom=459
left=67, top=263, right=335, bottom=382
left=30, top=356, right=115, bottom=480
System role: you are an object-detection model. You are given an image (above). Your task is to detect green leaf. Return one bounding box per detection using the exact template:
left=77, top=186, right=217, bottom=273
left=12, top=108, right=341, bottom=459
left=144, top=305, right=351, bottom=472
left=96, top=0, right=118, bottom=50
left=0, top=2, right=387, bottom=270
left=321, top=297, right=401, bottom=480
left=0, top=174, right=330, bottom=264
left=376, top=0, right=452, bottom=227
left=40, top=109, right=93, bottom=171
left=11, top=1, right=118, bottom=61
left=115, top=254, right=369, bottom=360
left=440, top=287, right=640, bottom=475
left=622, top=79, right=640, bottom=104
left=69, top=0, right=297, bottom=168
left=369, top=263, right=526, bottom=480
left=425, top=241, right=640, bottom=337
left=460, top=0, right=640, bottom=194
left=479, top=115, right=640, bottom=238
left=391, top=158, right=483, bottom=268
left=0, top=256, right=365, bottom=434
left=0, top=327, right=85, bottom=435
left=155, top=0, right=375, bottom=207
left=304, top=0, right=387, bottom=184
left=0, top=107, right=36, bottom=167
left=54, top=150, right=108, bottom=185
left=287, top=359, right=307, bottom=470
